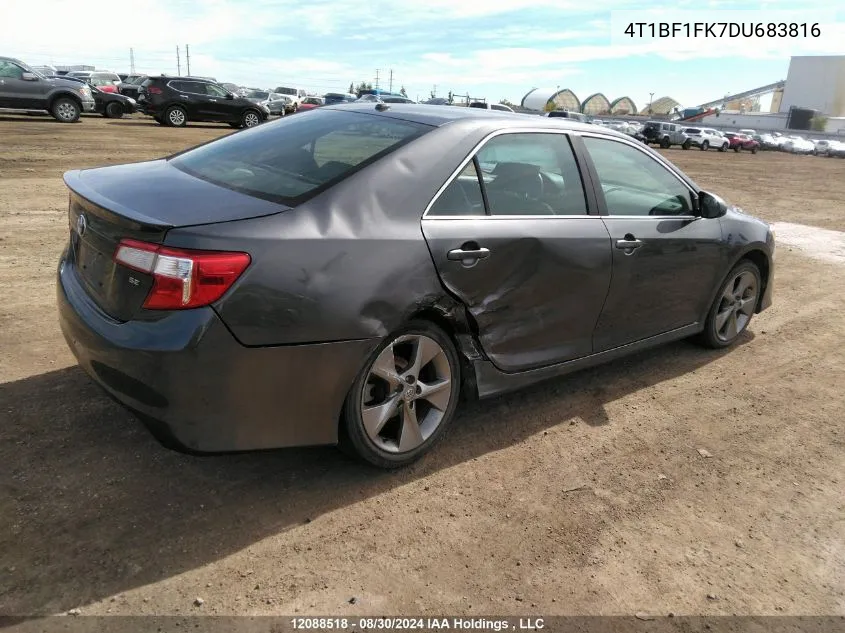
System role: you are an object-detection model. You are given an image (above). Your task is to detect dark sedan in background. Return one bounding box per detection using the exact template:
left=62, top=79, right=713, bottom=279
left=57, top=104, right=774, bottom=468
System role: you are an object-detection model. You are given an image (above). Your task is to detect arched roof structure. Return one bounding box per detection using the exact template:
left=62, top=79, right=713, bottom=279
left=521, top=87, right=580, bottom=112
left=580, top=93, right=611, bottom=115
left=648, top=96, right=681, bottom=115
left=610, top=96, right=637, bottom=114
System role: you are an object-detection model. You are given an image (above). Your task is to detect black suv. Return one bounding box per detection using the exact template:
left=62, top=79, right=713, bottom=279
left=137, top=76, right=269, bottom=128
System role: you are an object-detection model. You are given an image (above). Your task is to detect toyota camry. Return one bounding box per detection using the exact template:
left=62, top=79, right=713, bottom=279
left=57, top=103, right=774, bottom=468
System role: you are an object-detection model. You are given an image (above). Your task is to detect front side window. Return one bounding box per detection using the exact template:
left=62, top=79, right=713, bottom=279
left=475, top=133, right=588, bottom=216
left=583, top=136, right=693, bottom=217
left=0, top=61, right=23, bottom=79
left=170, top=109, right=430, bottom=205
left=206, top=83, right=228, bottom=97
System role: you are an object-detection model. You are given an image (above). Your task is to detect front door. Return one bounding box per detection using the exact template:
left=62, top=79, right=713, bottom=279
left=0, top=60, right=30, bottom=108
left=421, top=132, right=612, bottom=373
left=202, top=82, right=237, bottom=121
left=579, top=135, right=725, bottom=352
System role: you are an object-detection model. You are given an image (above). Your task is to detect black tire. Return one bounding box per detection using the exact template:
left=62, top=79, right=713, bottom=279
left=701, top=141, right=709, bottom=151
left=104, top=101, right=124, bottom=119
left=660, top=137, right=670, bottom=149
left=50, top=97, right=81, bottom=123
left=164, top=105, right=187, bottom=127
left=682, top=139, right=692, bottom=150
left=697, top=260, right=762, bottom=349
left=751, top=147, right=757, bottom=154
left=241, top=109, right=262, bottom=128
left=340, top=320, right=462, bottom=469
left=734, top=147, right=740, bottom=153
left=718, top=143, right=728, bottom=152
left=153, top=116, right=165, bottom=125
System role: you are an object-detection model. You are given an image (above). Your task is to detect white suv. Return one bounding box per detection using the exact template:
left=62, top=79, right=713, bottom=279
left=683, top=127, right=729, bottom=152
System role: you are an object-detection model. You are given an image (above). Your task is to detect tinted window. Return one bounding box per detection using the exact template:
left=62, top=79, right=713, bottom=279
left=206, top=83, right=228, bottom=97
left=0, top=61, right=23, bottom=79
left=491, top=104, right=510, bottom=111
left=475, top=133, right=587, bottom=216
left=428, top=161, right=485, bottom=217
left=170, top=109, right=430, bottom=205
left=583, top=136, right=693, bottom=217
left=685, top=128, right=701, bottom=134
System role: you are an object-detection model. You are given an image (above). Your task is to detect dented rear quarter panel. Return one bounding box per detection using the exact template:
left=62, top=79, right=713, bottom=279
left=163, top=120, right=493, bottom=347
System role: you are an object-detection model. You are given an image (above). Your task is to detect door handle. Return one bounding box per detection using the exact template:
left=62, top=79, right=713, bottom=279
left=447, top=245, right=491, bottom=265
left=615, top=236, right=644, bottom=252
left=209, top=99, right=217, bottom=102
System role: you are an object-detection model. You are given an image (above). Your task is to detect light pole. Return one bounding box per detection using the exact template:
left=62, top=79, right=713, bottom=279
left=648, top=92, right=654, bottom=115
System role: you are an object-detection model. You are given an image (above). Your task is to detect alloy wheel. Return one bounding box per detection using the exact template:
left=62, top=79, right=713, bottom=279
left=360, top=334, right=454, bottom=454
left=714, top=270, right=758, bottom=342
left=56, top=102, right=78, bottom=122
left=243, top=112, right=260, bottom=127
left=168, top=108, right=186, bottom=126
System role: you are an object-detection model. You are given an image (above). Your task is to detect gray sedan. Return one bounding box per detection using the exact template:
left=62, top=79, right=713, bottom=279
left=56, top=104, right=774, bottom=468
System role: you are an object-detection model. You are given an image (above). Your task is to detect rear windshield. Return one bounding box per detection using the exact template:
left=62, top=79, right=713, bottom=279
left=169, top=109, right=431, bottom=205
left=685, top=128, right=701, bottom=134
left=247, top=90, right=269, bottom=99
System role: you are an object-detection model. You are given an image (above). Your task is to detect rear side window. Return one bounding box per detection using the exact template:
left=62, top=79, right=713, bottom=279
left=428, top=161, right=485, bottom=217
left=169, top=109, right=431, bottom=205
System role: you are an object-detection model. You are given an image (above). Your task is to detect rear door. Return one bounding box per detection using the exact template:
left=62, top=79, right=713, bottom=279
left=578, top=134, right=724, bottom=352
left=421, top=131, right=613, bottom=373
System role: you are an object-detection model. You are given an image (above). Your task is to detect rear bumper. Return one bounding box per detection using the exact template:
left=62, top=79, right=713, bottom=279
left=57, top=252, right=377, bottom=453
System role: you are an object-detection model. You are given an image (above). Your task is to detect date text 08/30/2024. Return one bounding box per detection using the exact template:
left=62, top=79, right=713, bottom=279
left=622, top=22, right=821, bottom=38
left=290, top=617, right=545, bottom=630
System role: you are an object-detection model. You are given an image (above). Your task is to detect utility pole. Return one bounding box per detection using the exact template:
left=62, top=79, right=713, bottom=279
left=176, top=46, right=181, bottom=75
left=129, top=48, right=135, bottom=74
left=185, top=45, right=190, bottom=76
left=388, top=69, right=393, bottom=92
left=374, top=69, right=380, bottom=90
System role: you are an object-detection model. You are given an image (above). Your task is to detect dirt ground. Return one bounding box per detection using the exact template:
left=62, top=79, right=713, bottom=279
left=1, top=114, right=843, bottom=619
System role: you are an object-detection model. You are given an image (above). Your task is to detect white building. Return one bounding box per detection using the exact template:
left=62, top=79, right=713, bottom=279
left=779, top=55, right=845, bottom=117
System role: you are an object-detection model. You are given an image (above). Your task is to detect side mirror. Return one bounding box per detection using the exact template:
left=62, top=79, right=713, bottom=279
left=225, top=93, right=234, bottom=100
left=698, top=191, right=728, bottom=219
left=21, top=72, right=38, bottom=81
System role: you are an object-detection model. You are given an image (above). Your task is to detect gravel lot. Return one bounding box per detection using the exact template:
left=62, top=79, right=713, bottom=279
left=1, top=113, right=843, bottom=618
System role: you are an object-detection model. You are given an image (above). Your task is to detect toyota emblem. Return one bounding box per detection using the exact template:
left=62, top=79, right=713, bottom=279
left=76, top=214, right=87, bottom=237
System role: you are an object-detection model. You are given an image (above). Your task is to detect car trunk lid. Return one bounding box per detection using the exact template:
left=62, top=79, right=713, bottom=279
left=63, top=160, right=285, bottom=321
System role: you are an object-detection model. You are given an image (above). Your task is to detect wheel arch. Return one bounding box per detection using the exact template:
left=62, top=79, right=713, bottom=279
left=736, top=248, right=770, bottom=312
left=47, top=90, right=82, bottom=111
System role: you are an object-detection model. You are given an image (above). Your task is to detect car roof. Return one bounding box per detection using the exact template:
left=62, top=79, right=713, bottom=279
left=321, top=102, right=617, bottom=136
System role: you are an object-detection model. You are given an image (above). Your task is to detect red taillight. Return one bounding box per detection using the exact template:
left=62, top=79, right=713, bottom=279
left=147, top=86, right=163, bottom=94
left=114, top=239, right=250, bottom=310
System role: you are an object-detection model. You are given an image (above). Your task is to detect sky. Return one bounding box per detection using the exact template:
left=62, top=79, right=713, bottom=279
left=3, top=0, right=843, bottom=111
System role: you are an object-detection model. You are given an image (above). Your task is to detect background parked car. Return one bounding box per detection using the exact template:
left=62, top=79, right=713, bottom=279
left=323, top=92, right=357, bottom=105
left=724, top=133, right=759, bottom=154
left=641, top=121, right=692, bottom=149
left=781, top=136, right=815, bottom=154
left=752, top=133, right=779, bottom=150
left=137, top=75, right=268, bottom=128
left=296, top=96, right=324, bottom=112
left=811, top=139, right=834, bottom=156
left=90, top=84, right=136, bottom=118
left=244, top=89, right=288, bottom=115
left=0, top=56, right=95, bottom=122
left=67, top=70, right=121, bottom=87
left=683, top=127, right=729, bottom=151
left=117, top=75, right=147, bottom=99
left=827, top=141, right=845, bottom=157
